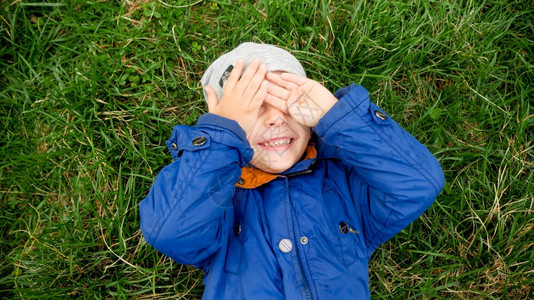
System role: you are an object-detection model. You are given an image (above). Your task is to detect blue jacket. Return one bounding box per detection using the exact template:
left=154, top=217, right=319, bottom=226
left=139, top=84, right=445, bottom=299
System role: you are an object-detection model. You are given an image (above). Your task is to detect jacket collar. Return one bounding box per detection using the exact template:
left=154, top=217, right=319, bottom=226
left=236, top=144, right=317, bottom=189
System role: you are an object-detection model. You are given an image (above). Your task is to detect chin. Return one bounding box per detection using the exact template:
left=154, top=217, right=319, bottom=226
left=262, top=164, right=291, bottom=174
left=252, top=153, right=300, bottom=174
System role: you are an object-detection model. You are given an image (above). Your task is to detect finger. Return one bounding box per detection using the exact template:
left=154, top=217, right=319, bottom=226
left=224, top=58, right=246, bottom=92
left=286, top=88, right=302, bottom=114
left=243, top=63, right=268, bottom=103
left=249, top=80, right=269, bottom=110
left=266, top=79, right=292, bottom=100
left=266, top=72, right=299, bottom=91
left=235, top=58, right=262, bottom=93
left=280, top=72, right=308, bottom=86
left=264, top=94, right=289, bottom=114
left=204, top=85, right=219, bottom=112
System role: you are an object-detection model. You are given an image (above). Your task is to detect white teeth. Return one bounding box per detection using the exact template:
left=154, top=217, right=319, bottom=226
left=262, top=139, right=291, bottom=147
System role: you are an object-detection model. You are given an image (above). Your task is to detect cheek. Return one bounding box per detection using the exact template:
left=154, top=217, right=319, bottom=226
left=293, top=128, right=311, bottom=155
left=246, top=123, right=263, bottom=146
left=298, top=126, right=312, bottom=142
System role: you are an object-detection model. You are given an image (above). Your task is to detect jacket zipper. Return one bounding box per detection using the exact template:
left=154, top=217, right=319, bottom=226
left=291, top=213, right=313, bottom=299
left=286, top=169, right=313, bottom=178
left=286, top=177, right=313, bottom=299
left=295, top=243, right=312, bottom=300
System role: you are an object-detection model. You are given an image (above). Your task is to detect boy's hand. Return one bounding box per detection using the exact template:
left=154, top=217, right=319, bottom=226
left=205, top=58, right=269, bottom=137
left=265, top=72, right=337, bottom=127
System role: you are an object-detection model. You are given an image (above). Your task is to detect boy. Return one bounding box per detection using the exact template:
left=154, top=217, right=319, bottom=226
left=139, top=42, right=445, bottom=299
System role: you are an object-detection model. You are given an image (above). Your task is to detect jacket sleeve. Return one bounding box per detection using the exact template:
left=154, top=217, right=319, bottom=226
left=139, top=113, right=253, bottom=269
left=313, top=84, right=445, bottom=255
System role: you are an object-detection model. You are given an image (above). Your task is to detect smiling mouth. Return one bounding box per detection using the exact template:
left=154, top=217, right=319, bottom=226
left=259, top=137, right=293, bottom=148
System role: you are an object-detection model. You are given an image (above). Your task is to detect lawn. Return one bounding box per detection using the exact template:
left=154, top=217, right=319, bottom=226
left=1, top=0, right=532, bottom=298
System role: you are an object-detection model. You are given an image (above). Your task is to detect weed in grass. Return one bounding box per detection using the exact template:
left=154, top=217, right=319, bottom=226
left=1, top=0, right=532, bottom=298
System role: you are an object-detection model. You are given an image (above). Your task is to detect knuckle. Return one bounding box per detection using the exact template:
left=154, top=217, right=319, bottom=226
left=248, top=81, right=260, bottom=92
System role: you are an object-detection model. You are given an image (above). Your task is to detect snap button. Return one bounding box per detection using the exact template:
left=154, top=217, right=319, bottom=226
left=300, top=236, right=308, bottom=245
left=171, top=143, right=178, bottom=151
left=237, top=177, right=245, bottom=185
left=338, top=221, right=349, bottom=234
left=374, top=110, right=387, bottom=121
left=233, top=223, right=241, bottom=236
left=192, top=136, right=207, bottom=146
left=278, top=238, right=293, bottom=253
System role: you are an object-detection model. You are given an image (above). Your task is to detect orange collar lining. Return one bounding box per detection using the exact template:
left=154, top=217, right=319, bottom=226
left=235, top=144, right=317, bottom=189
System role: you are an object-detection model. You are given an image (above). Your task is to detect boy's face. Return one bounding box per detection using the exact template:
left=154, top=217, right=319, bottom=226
left=248, top=74, right=311, bottom=174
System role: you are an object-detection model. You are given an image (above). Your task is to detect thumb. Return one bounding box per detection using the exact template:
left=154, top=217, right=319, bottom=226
left=204, top=85, right=219, bottom=112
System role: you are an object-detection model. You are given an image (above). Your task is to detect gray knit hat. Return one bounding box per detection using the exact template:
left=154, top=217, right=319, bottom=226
left=201, top=42, right=306, bottom=102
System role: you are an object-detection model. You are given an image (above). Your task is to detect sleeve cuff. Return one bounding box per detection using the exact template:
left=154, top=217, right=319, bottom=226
left=314, top=84, right=370, bottom=137
left=196, top=113, right=248, bottom=143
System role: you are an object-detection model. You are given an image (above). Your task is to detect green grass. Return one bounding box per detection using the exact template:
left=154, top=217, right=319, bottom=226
left=1, top=0, right=532, bottom=298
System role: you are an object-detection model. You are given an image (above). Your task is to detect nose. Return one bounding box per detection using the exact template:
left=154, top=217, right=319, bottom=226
left=263, top=103, right=287, bottom=127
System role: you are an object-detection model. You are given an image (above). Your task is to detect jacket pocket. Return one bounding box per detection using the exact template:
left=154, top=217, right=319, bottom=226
left=336, top=220, right=362, bottom=268
left=323, top=185, right=363, bottom=268
left=224, top=222, right=243, bottom=274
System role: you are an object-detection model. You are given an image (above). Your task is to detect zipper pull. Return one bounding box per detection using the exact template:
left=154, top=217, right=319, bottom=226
left=348, top=228, right=359, bottom=234
left=339, top=221, right=359, bottom=234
